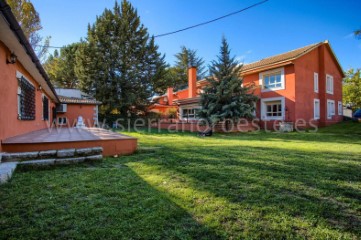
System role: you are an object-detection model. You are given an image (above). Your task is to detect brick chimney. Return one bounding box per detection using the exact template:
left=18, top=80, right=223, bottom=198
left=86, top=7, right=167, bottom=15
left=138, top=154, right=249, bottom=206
left=167, top=87, right=174, bottom=105
left=188, top=66, right=197, bottom=98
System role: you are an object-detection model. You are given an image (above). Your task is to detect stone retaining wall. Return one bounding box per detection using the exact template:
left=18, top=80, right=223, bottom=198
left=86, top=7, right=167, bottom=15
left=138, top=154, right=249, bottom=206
left=1, top=147, right=103, bottom=162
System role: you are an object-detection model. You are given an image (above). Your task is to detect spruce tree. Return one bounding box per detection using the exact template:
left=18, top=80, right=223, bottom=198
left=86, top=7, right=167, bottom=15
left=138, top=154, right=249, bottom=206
left=75, top=0, right=167, bottom=116
left=199, top=37, right=258, bottom=127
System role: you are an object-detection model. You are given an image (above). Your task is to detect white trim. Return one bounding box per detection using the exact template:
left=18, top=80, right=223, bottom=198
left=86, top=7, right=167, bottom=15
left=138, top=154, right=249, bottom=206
left=314, top=99, right=320, bottom=120
left=259, top=67, right=285, bottom=92
left=95, top=105, right=99, bottom=126
left=179, top=104, right=201, bottom=120
left=326, top=74, right=334, bottom=94
left=338, top=101, right=343, bottom=115
left=327, top=99, right=335, bottom=119
left=260, top=97, right=285, bottom=120
left=41, top=94, right=50, bottom=121
left=17, top=86, right=22, bottom=118
left=16, top=71, right=35, bottom=87
left=314, top=72, right=319, bottom=93
left=17, top=72, right=35, bottom=120
left=252, top=102, right=256, bottom=117
left=41, top=93, right=44, bottom=120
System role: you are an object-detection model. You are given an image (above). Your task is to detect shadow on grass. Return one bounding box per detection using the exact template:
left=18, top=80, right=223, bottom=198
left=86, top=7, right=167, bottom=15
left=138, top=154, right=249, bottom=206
left=133, top=144, right=361, bottom=238
left=122, top=127, right=361, bottom=145
left=0, top=163, right=221, bottom=239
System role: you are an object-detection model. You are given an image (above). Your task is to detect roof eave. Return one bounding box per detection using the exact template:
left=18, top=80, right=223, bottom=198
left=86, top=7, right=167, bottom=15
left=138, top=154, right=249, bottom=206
left=241, top=60, right=295, bottom=76
left=0, top=0, right=60, bottom=103
left=324, top=41, right=346, bottom=78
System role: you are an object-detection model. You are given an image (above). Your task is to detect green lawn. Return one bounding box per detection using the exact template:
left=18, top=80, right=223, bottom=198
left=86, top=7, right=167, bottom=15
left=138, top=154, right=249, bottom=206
left=1, top=123, right=361, bottom=239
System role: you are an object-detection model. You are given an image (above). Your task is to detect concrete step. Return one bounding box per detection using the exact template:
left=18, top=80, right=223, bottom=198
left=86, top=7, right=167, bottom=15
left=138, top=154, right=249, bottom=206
left=1, top=147, right=103, bottom=162
left=18, top=155, right=103, bottom=167
left=0, top=162, right=18, bottom=184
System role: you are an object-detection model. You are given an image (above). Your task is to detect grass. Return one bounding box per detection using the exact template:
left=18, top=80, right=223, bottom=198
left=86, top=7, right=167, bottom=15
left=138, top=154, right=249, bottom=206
left=317, top=120, right=361, bottom=135
left=1, top=122, right=361, bottom=239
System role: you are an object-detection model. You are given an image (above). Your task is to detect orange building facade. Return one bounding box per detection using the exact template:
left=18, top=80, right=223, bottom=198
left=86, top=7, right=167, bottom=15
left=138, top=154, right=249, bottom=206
left=0, top=0, right=131, bottom=158
left=0, top=41, right=57, bottom=152
left=55, top=89, right=101, bottom=128
left=150, top=41, right=344, bottom=129
left=0, top=2, right=103, bottom=152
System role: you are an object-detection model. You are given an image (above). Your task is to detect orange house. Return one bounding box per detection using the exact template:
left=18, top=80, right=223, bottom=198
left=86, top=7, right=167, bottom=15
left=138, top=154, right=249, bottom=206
left=150, top=41, right=345, bottom=129
left=55, top=88, right=101, bottom=128
left=0, top=1, right=137, bottom=157
left=0, top=4, right=58, bottom=152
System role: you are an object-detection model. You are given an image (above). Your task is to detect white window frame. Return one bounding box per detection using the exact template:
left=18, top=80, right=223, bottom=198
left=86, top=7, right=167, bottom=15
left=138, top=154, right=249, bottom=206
left=179, top=105, right=201, bottom=120
left=327, top=99, right=335, bottom=119
left=252, top=102, right=256, bottom=117
left=314, top=72, right=319, bottom=93
left=326, top=74, right=334, bottom=94
left=17, top=86, right=22, bottom=118
left=338, top=101, right=343, bottom=115
left=41, top=94, right=50, bottom=121
left=16, top=71, right=34, bottom=87
left=259, top=67, right=285, bottom=92
left=16, top=71, right=35, bottom=120
left=314, top=99, right=320, bottom=120
left=42, top=94, right=44, bottom=120
left=261, top=97, right=285, bottom=120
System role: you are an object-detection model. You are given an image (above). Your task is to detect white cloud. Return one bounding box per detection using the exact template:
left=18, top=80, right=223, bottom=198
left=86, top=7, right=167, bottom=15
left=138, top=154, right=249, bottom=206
left=236, top=49, right=253, bottom=64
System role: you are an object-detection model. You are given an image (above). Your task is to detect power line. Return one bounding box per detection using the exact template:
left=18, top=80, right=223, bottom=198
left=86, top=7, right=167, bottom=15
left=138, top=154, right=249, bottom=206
left=154, top=0, right=268, bottom=38
left=36, top=0, right=269, bottom=49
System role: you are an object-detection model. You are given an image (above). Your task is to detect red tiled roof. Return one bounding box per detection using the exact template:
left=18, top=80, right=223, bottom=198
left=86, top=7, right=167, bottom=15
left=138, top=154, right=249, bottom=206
left=157, top=41, right=344, bottom=97
left=241, top=42, right=324, bottom=73
left=59, top=96, right=102, bottom=105
left=174, top=97, right=200, bottom=105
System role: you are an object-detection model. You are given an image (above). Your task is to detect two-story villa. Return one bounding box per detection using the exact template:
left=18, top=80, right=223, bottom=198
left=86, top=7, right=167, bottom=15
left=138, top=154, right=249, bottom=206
left=150, top=41, right=344, bottom=129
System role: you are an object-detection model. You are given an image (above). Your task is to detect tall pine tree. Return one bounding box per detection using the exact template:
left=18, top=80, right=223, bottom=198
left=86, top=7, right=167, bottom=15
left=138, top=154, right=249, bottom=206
left=44, top=43, right=82, bottom=88
left=199, top=37, right=258, bottom=127
left=166, top=46, right=206, bottom=90
left=75, top=0, right=167, bottom=116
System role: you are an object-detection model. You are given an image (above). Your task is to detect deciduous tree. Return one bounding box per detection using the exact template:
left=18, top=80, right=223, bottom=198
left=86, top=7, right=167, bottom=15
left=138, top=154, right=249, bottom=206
left=343, top=68, right=361, bottom=109
left=6, top=0, right=50, bottom=61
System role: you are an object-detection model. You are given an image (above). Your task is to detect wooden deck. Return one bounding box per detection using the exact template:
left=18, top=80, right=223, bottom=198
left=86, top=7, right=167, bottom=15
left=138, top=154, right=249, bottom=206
left=1, top=128, right=137, bottom=156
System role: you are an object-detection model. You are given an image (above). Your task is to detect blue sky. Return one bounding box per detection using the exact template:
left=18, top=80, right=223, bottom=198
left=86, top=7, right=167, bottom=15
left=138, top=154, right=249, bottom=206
left=32, top=0, right=361, bottom=70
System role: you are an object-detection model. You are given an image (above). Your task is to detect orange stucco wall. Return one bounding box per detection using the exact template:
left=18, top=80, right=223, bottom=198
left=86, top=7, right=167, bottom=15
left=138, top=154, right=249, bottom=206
left=2, top=138, right=137, bottom=157
left=57, top=104, right=97, bottom=127
left=0, top=41, right=56, bottom=151
left=321, top=45, right=343, bottom=125
left=149, top=43, right=344, bottom=130
left=243, top=64, right=297, bottom=128
left=294, top=45, right=343, bottom=127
